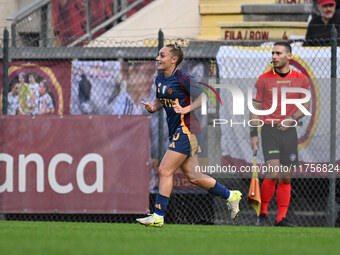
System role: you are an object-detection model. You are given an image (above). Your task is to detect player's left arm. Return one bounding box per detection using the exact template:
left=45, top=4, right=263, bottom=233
left=173, top=75, right=203, bottom=114
left=173, top=92, right=204, bottom=115
left=277, top=78, right=311, bottom=131
left=292, top=101, right=310, bottom=120
left=277, top=101, right=310, bottom=131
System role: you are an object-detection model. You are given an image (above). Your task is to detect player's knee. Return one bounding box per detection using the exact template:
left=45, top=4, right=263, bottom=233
left=187, top=175, right=200, bottom=185
left=158, top=165, right=173, bottom=179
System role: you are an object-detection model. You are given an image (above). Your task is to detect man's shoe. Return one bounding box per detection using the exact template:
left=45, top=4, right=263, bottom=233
left=275, top=217, right=296, bottom=227
left=255, top=213, right=268, bottom=226
left=227, top=190, right=242, bottom=220
left=136, top=213, right=164, bottom=227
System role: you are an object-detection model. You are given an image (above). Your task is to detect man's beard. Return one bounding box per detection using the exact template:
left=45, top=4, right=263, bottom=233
left=321, top=11, right=334, bottom=20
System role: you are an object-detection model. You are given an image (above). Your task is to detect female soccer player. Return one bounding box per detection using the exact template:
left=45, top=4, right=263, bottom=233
left=136, top=39, right=242, bottom=227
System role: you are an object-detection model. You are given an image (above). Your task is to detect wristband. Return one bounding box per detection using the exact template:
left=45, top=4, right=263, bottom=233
left=250, top=127, right=258, bottom=137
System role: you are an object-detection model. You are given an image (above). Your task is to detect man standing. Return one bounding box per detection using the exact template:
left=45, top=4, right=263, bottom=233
left=250, top=42, right=311, bottom=226
left=305, top=0, right=340, bottom=46
left=17, top=72, right=31, bottom=114
left=310, top=0, right=340, bottom=19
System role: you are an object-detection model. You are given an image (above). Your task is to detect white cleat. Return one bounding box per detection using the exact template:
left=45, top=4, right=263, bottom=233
left=227, top=190, right=242, bottom=220
left=136, top=214, right=164, bottom=227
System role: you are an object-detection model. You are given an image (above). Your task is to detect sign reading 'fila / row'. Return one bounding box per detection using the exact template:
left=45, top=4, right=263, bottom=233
left=224, top=30, right=290, bottom=40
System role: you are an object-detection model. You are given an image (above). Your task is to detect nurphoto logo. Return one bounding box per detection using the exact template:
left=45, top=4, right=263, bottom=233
left=200, top=83, right=311, bottom=128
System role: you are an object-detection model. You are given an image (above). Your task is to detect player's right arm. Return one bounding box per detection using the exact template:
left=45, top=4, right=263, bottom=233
left=249, top=101, right=261, bottom=153
left=141, top=98, right=163, bottom=113
left=250, top=77, right=264, bottom=153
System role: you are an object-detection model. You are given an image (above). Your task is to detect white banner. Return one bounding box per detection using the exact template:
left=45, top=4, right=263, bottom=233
left=71, top=60, right=122, bottom=115
left=216, top=46, right=340, bottom=166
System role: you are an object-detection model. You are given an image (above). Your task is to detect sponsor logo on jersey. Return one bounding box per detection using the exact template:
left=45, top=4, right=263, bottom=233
left=168, top=88, right=173, bottom=94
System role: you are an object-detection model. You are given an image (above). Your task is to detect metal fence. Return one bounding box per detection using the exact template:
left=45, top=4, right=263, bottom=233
left=7, top=0, right=153, bottom=47
left=0, top=29, right=339, bottom=227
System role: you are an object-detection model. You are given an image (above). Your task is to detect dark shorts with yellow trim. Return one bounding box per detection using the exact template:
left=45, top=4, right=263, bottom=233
left=261, top=124, right=298, bottom=166
left=168, top=127, right=201, bottom=156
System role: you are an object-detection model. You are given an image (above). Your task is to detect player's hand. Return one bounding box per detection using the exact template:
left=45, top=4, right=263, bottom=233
left=251, top=136, right=259, bottom=153
left=277, top=119, right=294, bottom=131
left=141, top=101, right=155, bottom=113
left=173, top=101, right=189, bottom=114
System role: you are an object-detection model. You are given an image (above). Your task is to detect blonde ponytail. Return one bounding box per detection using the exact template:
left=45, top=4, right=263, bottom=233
left=174, top=38, right=184, bottom=50
left=166, top=38, right=184, bottom=66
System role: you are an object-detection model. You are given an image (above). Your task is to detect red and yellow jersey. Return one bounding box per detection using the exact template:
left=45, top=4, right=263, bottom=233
left=253, top=69, right=310, bottom=124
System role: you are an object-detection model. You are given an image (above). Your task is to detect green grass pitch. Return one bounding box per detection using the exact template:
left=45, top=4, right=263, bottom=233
left=0, top=221, right=339, bottom=255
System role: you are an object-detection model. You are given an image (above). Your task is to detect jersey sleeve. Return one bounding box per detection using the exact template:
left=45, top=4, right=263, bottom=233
left=155, top=76, right=160, bottom=99
left=253, top=77, right=265, bottom=103
left=46, top=94, right=54, bottom=109
left=189, top=77, right=203, bottom=99
left=176, top=72, right=202, bottom=99
left=300, top=76, right=311, bottom=98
